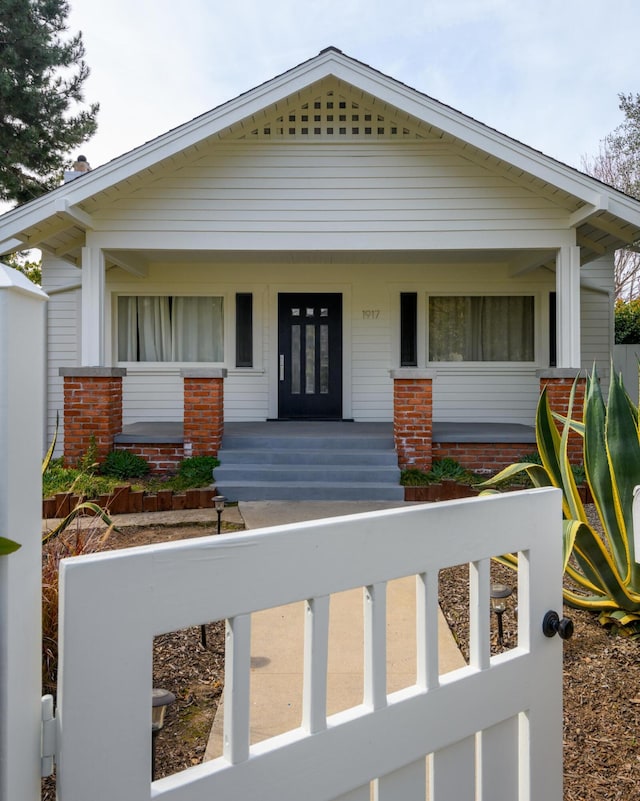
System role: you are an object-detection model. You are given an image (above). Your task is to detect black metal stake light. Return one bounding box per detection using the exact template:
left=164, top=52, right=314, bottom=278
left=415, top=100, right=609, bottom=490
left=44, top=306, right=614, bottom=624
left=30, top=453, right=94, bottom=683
left=213, top=494, right=226, bottom=535
left=490, top=583, right=513, bottom=647
left=201, top=495, right=226, bottom=649
left=152, top=688, right=176, bottom=781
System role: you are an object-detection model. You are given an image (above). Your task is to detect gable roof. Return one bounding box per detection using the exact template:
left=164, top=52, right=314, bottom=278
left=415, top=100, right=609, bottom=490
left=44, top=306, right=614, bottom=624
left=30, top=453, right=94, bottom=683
left=2, top=46, right=640, bottom=262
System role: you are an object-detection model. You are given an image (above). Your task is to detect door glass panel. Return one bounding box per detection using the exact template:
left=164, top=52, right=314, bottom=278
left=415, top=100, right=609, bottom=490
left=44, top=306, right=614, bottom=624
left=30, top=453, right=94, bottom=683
left=291, top=325, right=301, bottom=394
left=320, top=308, right=328, bottom=317
left=306, top=308, right=314, bottom=317
left=292, top=308, right=300, bottom=317
left=320, top=324, right=329, bottom=394
left=305, top=324, right=315, bottom=394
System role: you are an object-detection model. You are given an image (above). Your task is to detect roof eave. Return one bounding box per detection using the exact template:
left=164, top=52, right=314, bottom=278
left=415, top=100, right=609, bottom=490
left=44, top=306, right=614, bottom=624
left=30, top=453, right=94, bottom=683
left=2, top=48, right=640, bottom=247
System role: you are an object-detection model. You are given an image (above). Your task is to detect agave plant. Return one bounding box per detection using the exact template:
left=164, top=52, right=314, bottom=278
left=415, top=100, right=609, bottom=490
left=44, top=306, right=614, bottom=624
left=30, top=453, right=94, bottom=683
left=484, top=366, right=640, bottom=636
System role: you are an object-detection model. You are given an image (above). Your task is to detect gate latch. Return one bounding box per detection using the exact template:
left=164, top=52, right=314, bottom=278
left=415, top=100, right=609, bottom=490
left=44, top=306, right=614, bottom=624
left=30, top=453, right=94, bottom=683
left=41, top=695, right=56, bottom=777
left=542, top=610, right=574, bottom=640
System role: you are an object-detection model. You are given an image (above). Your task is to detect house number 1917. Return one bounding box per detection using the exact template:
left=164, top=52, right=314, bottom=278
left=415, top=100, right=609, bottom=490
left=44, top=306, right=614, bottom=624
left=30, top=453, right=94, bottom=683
left=362, top=310, right=380, bottom=319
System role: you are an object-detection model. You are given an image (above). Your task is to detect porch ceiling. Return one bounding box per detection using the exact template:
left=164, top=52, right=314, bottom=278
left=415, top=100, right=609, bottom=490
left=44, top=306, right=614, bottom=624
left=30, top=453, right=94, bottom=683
left=103, top=247, right=555, bottom=269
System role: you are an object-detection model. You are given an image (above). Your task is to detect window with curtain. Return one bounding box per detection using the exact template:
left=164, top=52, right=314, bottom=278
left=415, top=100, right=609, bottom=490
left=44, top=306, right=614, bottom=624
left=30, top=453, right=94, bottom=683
left=428, top=295, right=534, bottom=362
left=117, top=296, right=224, bottom=362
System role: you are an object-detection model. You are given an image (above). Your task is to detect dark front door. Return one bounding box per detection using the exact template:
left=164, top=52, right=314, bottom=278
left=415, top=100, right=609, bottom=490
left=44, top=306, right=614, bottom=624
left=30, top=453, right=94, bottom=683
left=278, top=293, right=342, bottom=419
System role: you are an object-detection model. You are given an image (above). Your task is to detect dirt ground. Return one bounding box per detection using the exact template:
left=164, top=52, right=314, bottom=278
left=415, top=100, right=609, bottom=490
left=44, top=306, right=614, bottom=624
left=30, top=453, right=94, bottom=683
left=43, top=519, right=640, bottom=799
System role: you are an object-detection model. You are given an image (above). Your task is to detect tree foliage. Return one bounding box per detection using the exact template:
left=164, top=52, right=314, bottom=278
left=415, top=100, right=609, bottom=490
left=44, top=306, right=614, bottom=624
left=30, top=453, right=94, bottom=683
left=0, top=0, right=99, bottom=205
left=1, top=250, right=41, bottom=284
left=614, top=298, right=640, bottom=343
left=582, top=93, right=640, bottom=299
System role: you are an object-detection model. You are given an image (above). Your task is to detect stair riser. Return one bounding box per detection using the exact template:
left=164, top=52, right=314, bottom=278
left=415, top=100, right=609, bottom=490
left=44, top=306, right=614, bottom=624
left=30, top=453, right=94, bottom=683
left=218, top=485, right=406, bottom=502
left=220, top=436, right=395, bottom=451
left=215, top=467, right=400, bottom=483
left=217, top=450, right=398, bottom=466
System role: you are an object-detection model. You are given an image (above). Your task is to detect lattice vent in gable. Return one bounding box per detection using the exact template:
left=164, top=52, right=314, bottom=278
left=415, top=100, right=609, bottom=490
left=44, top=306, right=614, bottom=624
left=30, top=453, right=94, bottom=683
left=239, top=89, right=426, bottom=140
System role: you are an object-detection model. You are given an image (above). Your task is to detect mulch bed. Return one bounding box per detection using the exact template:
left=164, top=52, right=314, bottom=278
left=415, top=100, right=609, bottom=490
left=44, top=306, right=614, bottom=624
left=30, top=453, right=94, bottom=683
left=43, top=516, right=639, bottom=799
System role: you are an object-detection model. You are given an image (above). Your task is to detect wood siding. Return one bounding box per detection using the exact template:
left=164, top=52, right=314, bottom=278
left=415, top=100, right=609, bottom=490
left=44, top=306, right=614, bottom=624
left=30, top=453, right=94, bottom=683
left=91, top=142, right=569, bottom=241
left=106, top=260, right=555, bottom=428
left=41, top=256, right=81, bottom=454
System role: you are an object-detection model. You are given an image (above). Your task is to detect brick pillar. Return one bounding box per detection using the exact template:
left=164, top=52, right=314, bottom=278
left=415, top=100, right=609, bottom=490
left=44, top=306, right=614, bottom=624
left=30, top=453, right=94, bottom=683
left=59, top=368, right=126, bottom=466
left=537, top=369, right=586, bottom=464
left=182, top=369, right=227, bottom=457
left=390, top=369, right=436, bottom=471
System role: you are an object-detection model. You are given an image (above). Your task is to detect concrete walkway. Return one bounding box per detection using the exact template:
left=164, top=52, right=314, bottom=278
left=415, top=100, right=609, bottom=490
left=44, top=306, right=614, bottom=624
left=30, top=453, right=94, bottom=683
left=204, top=501, right=466, bottom=761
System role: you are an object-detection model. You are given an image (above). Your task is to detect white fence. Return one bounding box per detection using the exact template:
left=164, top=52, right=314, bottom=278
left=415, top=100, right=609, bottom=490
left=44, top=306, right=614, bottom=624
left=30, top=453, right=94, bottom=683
left=0, top=266, right=47, bottom=801
left=56, top=487, right=564, bottom=801
left=613, top=343, right=640, bottom=404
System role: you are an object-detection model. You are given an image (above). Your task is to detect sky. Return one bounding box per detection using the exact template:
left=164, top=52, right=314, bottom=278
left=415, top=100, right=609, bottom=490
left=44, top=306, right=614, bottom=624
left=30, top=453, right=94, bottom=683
left=64, top=0, right=640, bottom=174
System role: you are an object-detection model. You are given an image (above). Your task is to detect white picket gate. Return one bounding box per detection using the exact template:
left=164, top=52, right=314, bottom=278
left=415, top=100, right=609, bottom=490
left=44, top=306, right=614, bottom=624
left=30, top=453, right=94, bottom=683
left=54, top=487, right=564, bottom=801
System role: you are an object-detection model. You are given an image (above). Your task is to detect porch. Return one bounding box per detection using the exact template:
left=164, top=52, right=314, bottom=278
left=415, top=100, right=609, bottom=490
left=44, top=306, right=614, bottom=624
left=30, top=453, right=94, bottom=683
left=59, top=367, right=583, bottom=499
left=110, top=419, right=538, bottom=501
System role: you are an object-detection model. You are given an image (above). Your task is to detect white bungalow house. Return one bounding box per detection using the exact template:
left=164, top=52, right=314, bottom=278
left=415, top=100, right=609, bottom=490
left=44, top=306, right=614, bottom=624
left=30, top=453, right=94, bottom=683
left=2, top=47, right=640, bottom=498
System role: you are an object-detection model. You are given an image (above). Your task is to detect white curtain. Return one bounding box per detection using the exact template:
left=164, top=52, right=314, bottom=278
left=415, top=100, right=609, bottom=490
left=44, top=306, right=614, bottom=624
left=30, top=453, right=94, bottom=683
left=172, top=297, right=224, bottom=361
left=118, top=296, right=223, bottom=362
left=429, top=296, right=534, bottom=362
left=137, top=296, right=172, bottom=360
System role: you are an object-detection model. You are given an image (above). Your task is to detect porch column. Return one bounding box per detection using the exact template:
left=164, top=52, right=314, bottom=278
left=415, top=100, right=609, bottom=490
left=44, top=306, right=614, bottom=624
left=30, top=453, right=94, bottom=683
left=390, top=369, right=436, bottom=471
left=80, top=246, right=105, bottom=365
left=182, top=369, right=227, bottom=457
left=59, top=367, right=126, bottom=466
left=556, top=246, right=581, bottom=368
left=537, top=368, right=586, bottom=464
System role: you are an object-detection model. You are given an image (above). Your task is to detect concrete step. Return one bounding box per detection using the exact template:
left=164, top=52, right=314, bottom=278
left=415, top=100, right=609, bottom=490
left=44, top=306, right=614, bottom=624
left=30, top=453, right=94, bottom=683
left=216, top=448, right=398, bottom=466
left=220, top=434, right=396, bottom=451
left=215, top=423, right=402, bottom=502
left=215, top=464, right=400, bottom=484
left=215, top=481, right=406, bottom=502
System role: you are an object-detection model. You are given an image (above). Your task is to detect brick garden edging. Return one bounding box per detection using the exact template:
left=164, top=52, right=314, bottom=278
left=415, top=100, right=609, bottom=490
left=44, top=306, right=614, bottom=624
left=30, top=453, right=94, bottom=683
left=404, top=480, right=593, bottom=504
left=42, top=485, right=219, bottom=519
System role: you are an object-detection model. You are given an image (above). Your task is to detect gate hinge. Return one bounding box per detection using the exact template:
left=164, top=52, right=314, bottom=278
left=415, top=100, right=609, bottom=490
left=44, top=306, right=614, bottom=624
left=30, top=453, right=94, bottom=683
left=41, top=694, right=56, bottom=778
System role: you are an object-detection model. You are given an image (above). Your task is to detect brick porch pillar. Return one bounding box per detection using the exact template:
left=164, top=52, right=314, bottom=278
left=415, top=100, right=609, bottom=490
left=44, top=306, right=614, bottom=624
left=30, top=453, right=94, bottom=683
left=537, top=368, right=586, bottom=464
left=59, top=368, right=126, bottom=466
left=390, top=369, right=436, bottom=471
left=182, top=369, right=227, bottom=457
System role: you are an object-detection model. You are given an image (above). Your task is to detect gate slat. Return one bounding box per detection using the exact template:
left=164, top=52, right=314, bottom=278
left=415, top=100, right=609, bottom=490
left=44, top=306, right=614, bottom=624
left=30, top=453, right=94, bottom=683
left=303, top=595, right=330, bottom=733
left=223, top=613, right=251, bottom=764
left=478, top=717, right=518, bottom=801
left=364, top=582, right=387, bottom=709
left=334, top=784, right=371, bottom=801
left=416, top=572, right=439, bottom=690
left=429, top=736, right=475, bottom=801
left=375, top=758, right=426, bottom=800
left=469, top=559, right=490, bottom=671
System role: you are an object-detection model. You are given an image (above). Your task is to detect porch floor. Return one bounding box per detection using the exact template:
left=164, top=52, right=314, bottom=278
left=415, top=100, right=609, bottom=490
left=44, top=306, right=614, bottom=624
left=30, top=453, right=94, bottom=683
left=116, top=419, right=536, bottom=444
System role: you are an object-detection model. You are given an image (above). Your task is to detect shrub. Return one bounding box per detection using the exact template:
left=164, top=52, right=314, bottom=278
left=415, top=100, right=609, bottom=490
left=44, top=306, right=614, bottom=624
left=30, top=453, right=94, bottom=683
left=483, top=367, right=640, bottom=637
left=176, top=455, right=219, bottom=487
left=101, top=449, right=150, bottom=480
left=615, top=298, right=640, bottom=343
left=42, top=524, right=113, bottom=696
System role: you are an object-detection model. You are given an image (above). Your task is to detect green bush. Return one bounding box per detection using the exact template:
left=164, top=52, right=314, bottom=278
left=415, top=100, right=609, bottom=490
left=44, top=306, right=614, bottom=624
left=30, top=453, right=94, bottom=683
left=101, top=450, right=150, bottom=480
left=615, top=298, right=640, bottom=343
left=173, top=455, right=219, bottom=489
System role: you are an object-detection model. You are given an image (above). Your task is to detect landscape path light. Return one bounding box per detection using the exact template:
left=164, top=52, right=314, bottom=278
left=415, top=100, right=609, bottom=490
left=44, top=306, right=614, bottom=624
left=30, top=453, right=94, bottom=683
left=490, top=582, right=513, bottom=647
left=201, top=495, right=227, bottom=648
left=152, top=688, right=176, bottom=780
